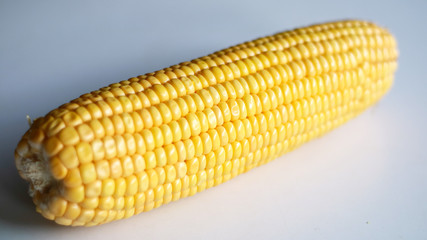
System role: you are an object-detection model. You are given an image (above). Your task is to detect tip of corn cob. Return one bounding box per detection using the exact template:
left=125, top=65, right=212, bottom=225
left=15, top=127, right=55, bottom=199
left=18, top=154, right=53, bottom=196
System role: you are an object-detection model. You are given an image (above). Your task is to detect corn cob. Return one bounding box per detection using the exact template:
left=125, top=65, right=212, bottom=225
left=15, top=20, right=398, bottom=227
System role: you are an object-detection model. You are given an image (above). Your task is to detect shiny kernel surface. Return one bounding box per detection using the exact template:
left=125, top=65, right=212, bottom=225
left=15, top=20, right=397, bottom=227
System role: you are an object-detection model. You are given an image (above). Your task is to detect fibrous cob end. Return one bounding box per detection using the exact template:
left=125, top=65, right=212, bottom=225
left=15, top=119, right=55, bottom=200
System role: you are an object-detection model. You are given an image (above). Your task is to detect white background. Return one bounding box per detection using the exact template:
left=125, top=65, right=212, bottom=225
left=1, top=0, right=426, bottom=239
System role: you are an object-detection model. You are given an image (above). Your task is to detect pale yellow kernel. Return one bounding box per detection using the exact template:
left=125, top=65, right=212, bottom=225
left=205, top=88, right=219, bottom=108
left=113, top=209, right=125, bottom=221
left=128, top=114, right=143, bottom=134
left=148, top=105, right=165, bottom=129
left=62, top=185, right=85, bottom=203
left=150, top=127, right=163, bottom=149
left=202, top=152, right=213, bottom=169
left=174, top=120, right=189, bottom=142
left=103, top=136, right=117, bottom=159
left=215, top=104, right=229, bottom=126
left=58, top=127, right=80, bottom=146
left=144, top=89, right=160, bottom=106
left=128, top=92, right=142, bottom=110
left=197, top=170, right=207, bottom=189
left=146, top=169, right=158, bottom=189
left=259, top=114, right=270, bottom=134
left=172, top=179, right=182, bottom=195
left=42, top=137, right=62, bottom=159
left=47, top=195, right=67, bottom=217
left=123, top=197, right=135, bottom=212
left=210, top=84, right=226, bottom=104
left=190, top=136, right=202, bottom=157
left=118, top=113, right=134, bottom=134
left=217, top=147, right=228, bottom=166
left=118, top=135, right=133, bottom=156
left=155, top=167, right=166, bottom=185
left=49, top=157, right=68, bottom=180
left=239, top=119, right=252, bottom=139
left=197, top=111, right=210, bottom=132
left=134, top=192, right=146, bottom=208
left=206, top=166, right=215, bottom=179
left=63, top=202, right=81, bottom=220
left=110, top=116, right=125, bottom=137
left=242, top=138, right=251, bottom=156
left=114, top=178, right=126, bottom=197
left=232, top=141, right=243, bottom=159
left=73, top=208, right=94, bottom=224
left=121, top=155, right=134, bottom=177
left=80, top=197, right=99, bottom=209
left=39, top=208, right=55, bottom=221
left=75, top=124, right=94, bottom=143
left=140, top=109, right=153, bottom=129
left=246, top=76, right=259, bottom=95
left=151, top=84, right=169, bottom=102
left=185, top=113, right=200, bottom=137
left=175, top=162, right=187, bottom=179
left=63, top=168, right=82, bottom=188
left=125, top=175, right=138, bottom=196
left=183, top=95, right=197, bottom=113
left=107, top=158, right=122, bottom=178
left=85, top=180, right=102, bottom=197
left=186, top=157, right=199, bottom=175
left=157, top=126, right=172, bottom=147
left=223, top=161, right=232, bottom=177
left=165, top=101, right=181, bottom=121
left=248, top=116, right=259, bottom=136
left=266, top=112, right=277, bottom=131
left=223, top=122, right=236, bottom=144
left=214, top=164, right=224, bottom=179
left=92, top=209, right=109, bottom=224
left=141, top=129, right=155, bottom=152
left=45, top=118, right=66, bottom=137
left=82, top=103, right=102, bottom=118
left=62, top=112, right=83, bottom=127
left=209, top=107, right=223, bottom=129
left=183, top=139, right=195, bottom=160
left=180, top=174, right=190, bottom=193
left=233, top=120, right=245, bottom=141
left=247, top=135, right=257, bottom=153
left=161, top=165, right=176, bottom=184
left=163, top=183, right=173, bottom=204
left=152, top=185, right=164, bottom=203
left=207, top=129, right=220, bottom=151
left=130, top=155, right=144, bottom=173
left=173, top=141, right=185, bottom=162
left=74, top=142, right=93, bottom=164
left=80, top=163, right=96, bottom=184
left=197, top=133, right=212, bottom=155
left=96, top=100, right=113, bottom=117
left=214, top=127, right=227, bottom=148
left=133, top=171, right=148, bottom=194
left=134, top=133, right=146, bottom=156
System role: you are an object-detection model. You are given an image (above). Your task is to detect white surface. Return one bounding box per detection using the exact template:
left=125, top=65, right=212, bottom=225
left=1, top=0, right=426, bottom=239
